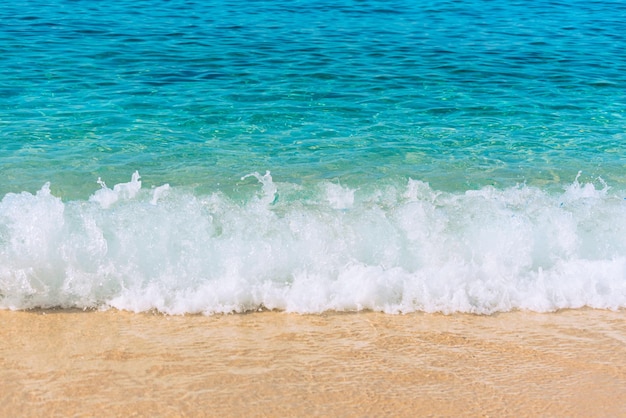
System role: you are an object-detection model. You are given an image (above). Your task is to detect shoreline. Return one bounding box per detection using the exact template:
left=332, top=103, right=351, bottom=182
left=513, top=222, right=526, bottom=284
left=2, top=308, right=625, bottom=417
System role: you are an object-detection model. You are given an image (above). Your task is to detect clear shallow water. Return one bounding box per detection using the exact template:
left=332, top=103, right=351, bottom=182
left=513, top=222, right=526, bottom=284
left=1, top=0, right=626, bottom=313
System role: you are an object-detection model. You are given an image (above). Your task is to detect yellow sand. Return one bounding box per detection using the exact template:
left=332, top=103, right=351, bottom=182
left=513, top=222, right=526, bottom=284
left=1, top=309, right=625, bottom=417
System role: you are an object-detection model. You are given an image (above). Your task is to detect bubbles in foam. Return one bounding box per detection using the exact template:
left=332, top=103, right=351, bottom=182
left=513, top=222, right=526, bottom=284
left=324, top=183, right=354, bottom=210
left=1, top=171, right=625, bottom=314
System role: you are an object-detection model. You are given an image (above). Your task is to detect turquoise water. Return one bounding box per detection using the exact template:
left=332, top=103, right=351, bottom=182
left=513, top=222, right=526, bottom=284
left=1, top=0, right=626, bottom=313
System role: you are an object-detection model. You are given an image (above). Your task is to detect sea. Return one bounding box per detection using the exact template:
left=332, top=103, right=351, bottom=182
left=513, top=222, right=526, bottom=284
left=1, top=0, right=625, bottom=314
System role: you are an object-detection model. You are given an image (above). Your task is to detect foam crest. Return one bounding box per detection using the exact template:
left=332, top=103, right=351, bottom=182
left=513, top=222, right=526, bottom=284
left=324, top=183, right=355, bottom=210
left=1, top=172, right=625, bottom=314
left=241, top=171, right=277, bottom=206
left=90, top=171, right=142, bottom=209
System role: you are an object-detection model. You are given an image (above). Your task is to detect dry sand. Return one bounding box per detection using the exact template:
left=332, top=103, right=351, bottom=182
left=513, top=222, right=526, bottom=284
left=1, top=308, right=625, bottom=417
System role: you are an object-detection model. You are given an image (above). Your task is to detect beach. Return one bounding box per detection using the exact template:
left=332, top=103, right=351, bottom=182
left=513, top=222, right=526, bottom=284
left=1, top=309, right=624, bottom=417
left=2, top=1, right=626, bottom=416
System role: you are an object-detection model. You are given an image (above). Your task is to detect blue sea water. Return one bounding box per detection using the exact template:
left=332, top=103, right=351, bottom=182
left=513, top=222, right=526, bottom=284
left=1, top=0, right=626, bottom=314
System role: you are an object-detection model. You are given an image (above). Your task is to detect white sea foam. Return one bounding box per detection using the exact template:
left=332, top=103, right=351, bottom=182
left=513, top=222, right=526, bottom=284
left=90, top=170, right=142, bottom=209
left=1, top=172, right=625, bottom=314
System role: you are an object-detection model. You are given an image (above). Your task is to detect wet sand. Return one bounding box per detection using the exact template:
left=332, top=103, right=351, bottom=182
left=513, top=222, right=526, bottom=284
left=1, top=309, right=625, bottom=417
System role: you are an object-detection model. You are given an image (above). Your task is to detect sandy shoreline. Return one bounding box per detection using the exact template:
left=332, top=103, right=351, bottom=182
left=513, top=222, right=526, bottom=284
left=1, top=309, right=624, bottom=417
